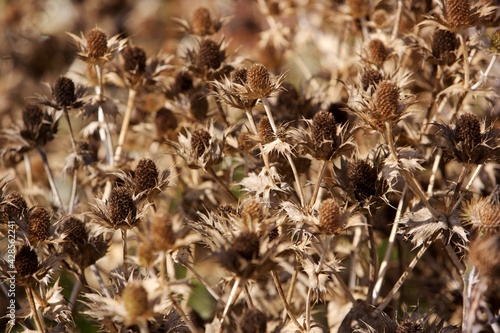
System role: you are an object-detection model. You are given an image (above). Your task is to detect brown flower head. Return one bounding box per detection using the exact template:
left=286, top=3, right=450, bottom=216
left=444, top=0, right=471, bottom=28
left=197, top=38, right=224, bottom=71
left=67, top=27, right=127, bottom=65
left=3, top=191, right=28, bottom=221
left=54, top=76, right=76, bottom=108
left=432, top=29, right=458, bottom=64
left=134, top=158, right=159, bottom=195
left=490, top=29, right=500, bottom=54
left=348, top=159, right=378, bottom=202
left=20, top=104, right=58, bottom=147
left=362, top=69, right=383, bottom=91
left=27, top=207, right=51, bottom=243
left=192, top=7, right=213, bottom=36
left=109, top=187, right=137, bottom=228
left=258, top=116, right=275, bottom=144
left=15, top=245, right=39, bottom=278
left=368, top=39, right=388, bottom=66
left=122, top=45, right=147, bottom=86
left=318, top=199, right=344, bottom=235
left=469, top=233, right=500, bottom=283
left=311, top=110, right=337, bottom=160
left=463, top=186, right=500, bottom=233
left=232, top=67, right=248, bottom=85
left=191, top=129, right=212, bottom=158
left=149, top=214, right=175, bottom=252
left=374, top=80, right=399, bottom=120
left=122, top=283, right=150, bottom=319
left=189, top=91, right=209, bottom=121
left=232, top=231, right=260, bottom=261
left=431, top=113, right=500, bottom=164
left=155, top=107, right=178, bottom=139
left=241, top=309, right=267, bottom=333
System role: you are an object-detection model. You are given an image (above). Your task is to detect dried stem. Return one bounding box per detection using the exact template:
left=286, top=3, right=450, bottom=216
left=308, top=159, right=328, bottom=210
left=122, top=229, right=129, bottom=280
left=26, top=286, right=46, bottom=332
left=285, top=152, right=305, bottom=208
left=220, top=277, right=242, bottom=323
left=37, top=147, right=65, bottom=212
left=449, top=164, right=484, bottom=215
left=114, top=88, right=137, bottom=163
left=207, top=167, right=238, bottom=203
left=90, top=264, right=112, bottom=298
left=272, top=269, right=303, bottom=330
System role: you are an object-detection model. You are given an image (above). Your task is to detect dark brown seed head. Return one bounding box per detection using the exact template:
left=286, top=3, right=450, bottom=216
left=173, top=71, right=193, bottom=93
left=232, top=67, right=248, bottom=85
left=54, top=76, right=76, bottom=107
left=134, top=159, right=159, bottom=194
left=469, top=234, right=500, bottom=282
left=4, top=191, right=28, bottom=221
left=374, top=80, right=399, bottom=120
left=150, top=214, right=175, bottom=252
left=311, top=110, right=337, bottom=159
left=191, top=129, right=211, bottom=157
left=432, top=29, right=458, bottom=60
left=241, top=309, right=267, bottom=333
left=23, top=104, right=43, bottom=133
left=396, top=318, right=425, bottom=333
left=192, top=7, right=212, bottom=36
left=258, top=116, right=275, bottom=144
left=122, top=283, right=149, bottom=318
left=122, top=46, right=147, bottom=75
left=247, top=64, right=271, bottom=97
left=371, top=9, right=389, bottom=28
left=348, top=160, right=378, bottom=201
left=87, top=27, right=108, bottom=60
left=268, top=228, right=279, bottom=241
left=155, top=107, right=178, bottom=138
left=232, top=231, right=260, bottom=261
left=368, top=39, right=388, bottom=65
left=190, top=91, right=209, bottom=121
left=491, top=29, right=500, bottom=54
left=444, top=0, right=471, bottom=28
left=109, top=187, right=136, bottom=226
left=218, top=204, right=237, bottom=216
left=61, top=217, right=88, bottom=247
left=197, top=39, right=223, bottom=70
left=467, top=199, right=500, bottom=231
left=15, top=245, right=39, bottom=277
left=28, top=207, right=51, bottom=243
left=455, top=113, right=481, bottom=147
left=318, top=199, right=343, bottom=235
left=362, top=69, right=383, bottom=90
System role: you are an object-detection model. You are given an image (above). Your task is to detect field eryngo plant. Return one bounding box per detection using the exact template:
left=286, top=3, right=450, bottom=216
left=1, top=1, right=500, bottom=332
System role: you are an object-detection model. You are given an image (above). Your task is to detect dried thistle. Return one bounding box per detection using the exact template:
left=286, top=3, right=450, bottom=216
left=368, top=39, right=388, bottom=66
left=134, top=158, right=159, bottom=195
left=27, top=207, right=51, bottom=244
left=431, top=29, right=458, bottom=64
left=67, top=27, right=127, bottom=65
left=318, top=199, right=344, bottom=235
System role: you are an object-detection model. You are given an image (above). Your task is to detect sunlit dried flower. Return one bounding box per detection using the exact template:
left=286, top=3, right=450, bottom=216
left=432, top=29, right=458, bottom=64
left=67, top=27, right=127, bottom=65
left=444, top=0, right=471, bottom=28
left=121, top=45, right=147, bottom=86
left=430, top=113, right=500, bottom=164
left=174, top=6, right=224, bottom=36
left=258, top=116, right=275, bottom=144
left=368, top=39, right=388, bottom=66
left=134, top=158, right=159, bottom=195
left=210, top=69, right=257, bottom=111
left=362, top=69, right=383, bottom=91
left=463, top=186, right=500, bottom=233
left=19, top=104, right=59, bottom=148
left=318, top=199, right=343, bottom=235
left=197, top=38, right=224, bottom=71
left=490, top=29, right=500, bottom=54
left=185, top=38, right=231, bottom=80
left=2, top=191, right=28, bottom=221
left=27, top=207, right=51, bottom=243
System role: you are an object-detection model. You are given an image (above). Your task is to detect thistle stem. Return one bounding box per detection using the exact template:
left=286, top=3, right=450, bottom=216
left=23, top=153, right=33, bottom=189
left=391, top=0, right=403, bottom=41
left=458, top=34, right=470, bottom=90
left=207, top=167, right=238, bottom=203
left=170, top=295, right=200, bottom=333
left=372, top=185, right=407, bottom=302
left=261, top=97, right=278, bottom=134
left=305, top=287, right=313, bottom=331
left=26, top=287, right=46, bottom=332
left=427, top=149, right=442, bottom=196
left=245, top=109, right=258, bottom=135
left=90, top=264, right=112, bottom=298
left=37, top=147, right=65, bottom=213
left=449, top=164, right=484, bottom=215
left=221, top=277, right=242, bottom=323
left=366, top=217, right=378, bottom=305
left=470, top=54, right=498, bottom=91
left=282, top=262, right=299, bottom=321
left=377, top=240, right=432, bottom=311
left=178, top=256, right=222, bottom=303
left=114, top=88, right=137, bottom=163
left=308, top=159, right=328, bottom=210
left=68, top=172, right=78, bottom=214
left=63, top=109, right=77, bottom=151
left=272, top=269, right=303, bottom=329
left=122, top=229, right=129, bottom=280
left=285, top=152, right=305, bottom=208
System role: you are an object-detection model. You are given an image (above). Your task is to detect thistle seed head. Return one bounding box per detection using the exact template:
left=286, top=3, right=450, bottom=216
left=192, top=7, right=212, bottom=36
left=122, top=283, right=149, bottom=319
left=318, top=199, right=343, bottom=235
left=197, top=39, right=223, bottom=70
left=87, top=27, right=108, bottom=60
left=232, top=231, right=260, bottom=261
left=311, top=110, right=337, bottom=159
left=469, top=234, right=500, bottom=282
left=268, top=228, right=280, bottom=241
left=241, top=309, right=267, bottom=333
left=258, top=116, right=275, bottom=144
left=28, top=207, right=51, bottom=243
left=191, top=129, right=211, bottom=157
left=362, top=69, right=383, bottom=90
left=23, top=104, right=43, bottom=133
left=444, top=0, right=471, bottom=28
left=173, top=71, right=193, bottom=93
left=368, top=39, right=388, bottom=65
left=432, top=29, right=458, bottom=60
left=150, top=214, right=175, bottom=252
left=4, top=191, right=28, bottom=221
left=237, top=132, right=257, bottom=152
left=122, top=45, right=147, bottom=75
left=155, top=107, right=178, bottom=138
left=371, top=9, right=389, bottom=28
left=15, top=245, right=39, bottom=278
left=491, top=29, right=500, bottom=54
left=241, top=199, right=264, bottom=222
left=54, top=76, right=76, bottom=107
left=396, top=317, right=425, bottom=333
left=109, top=187, right=136, bottom=226
left=347, top=0, right=369, bottom=19
left=465, top=198, right=500, bottom=232
left=218, top=204, right=237, bottom=216
left=374, top=80, right=399, bottom=120
left=455, top=113, right=481, bottom=147
left=134, top=159, right=159, bottom=194
left=190, top=91, right=209, bottom=121
left=61, top=217, right=88, bottom=247
left=348, top=160, right=378, bottom=201
left=232, top=67, right=248, bottom=85
left=247, top=64, right=271, bottom=97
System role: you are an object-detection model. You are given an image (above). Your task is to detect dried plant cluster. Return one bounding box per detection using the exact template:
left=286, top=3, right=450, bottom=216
left=1, top=1, right=500, bottom=332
